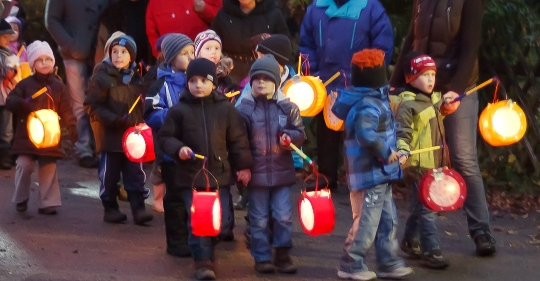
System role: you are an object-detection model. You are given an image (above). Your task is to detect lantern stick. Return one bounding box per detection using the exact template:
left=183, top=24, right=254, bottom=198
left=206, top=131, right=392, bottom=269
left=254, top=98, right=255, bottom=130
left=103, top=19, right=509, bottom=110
left=453, top=76, right=498, bottom=103
left=298, top=54, right=302, bottom=75
left=128, top=95, right=141, bottom=114
left=17, top=45, right=25, bottom=58
left=323, top=71, right=341, bottom=87
left=408, top=145, right=443, bottom=155
left=189, top=152, right=205, bottom=160
left=225, top=91, right=240, bottom=98
left=289, top=142, right=314, bottom=165
left=30, top=87, right=48, bottom=100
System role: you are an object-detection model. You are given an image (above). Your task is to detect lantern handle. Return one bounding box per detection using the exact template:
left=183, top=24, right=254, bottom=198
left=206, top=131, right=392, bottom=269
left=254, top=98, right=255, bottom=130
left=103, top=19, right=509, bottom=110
left=191, top=154, right=219, bottom=192
left=401, top=145, right=443, bottom=156
left=452, top=76, right=499, bottom=103
left=25, top=87, right=48, bottom=102
left=17, top=44, right=25, bottom=58
left=225, top=91, right=240, bottom=98
left=124, top=95, right=142, bottom=120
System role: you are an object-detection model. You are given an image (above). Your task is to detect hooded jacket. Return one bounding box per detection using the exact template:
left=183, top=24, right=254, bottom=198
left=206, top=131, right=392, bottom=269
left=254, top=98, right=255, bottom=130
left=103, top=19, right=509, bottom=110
left=331, top=85, right=401, bottom=190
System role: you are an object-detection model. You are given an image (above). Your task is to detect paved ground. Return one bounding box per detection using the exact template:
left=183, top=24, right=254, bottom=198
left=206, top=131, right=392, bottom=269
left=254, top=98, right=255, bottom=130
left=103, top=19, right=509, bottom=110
left=0, top=160, right=539, bottom=281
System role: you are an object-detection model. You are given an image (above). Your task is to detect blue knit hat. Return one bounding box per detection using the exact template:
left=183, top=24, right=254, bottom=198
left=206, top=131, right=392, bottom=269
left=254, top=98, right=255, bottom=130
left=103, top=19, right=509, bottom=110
left=161, top=33, right=194, bottom=65
left=108, top=35, right=137, bottom=62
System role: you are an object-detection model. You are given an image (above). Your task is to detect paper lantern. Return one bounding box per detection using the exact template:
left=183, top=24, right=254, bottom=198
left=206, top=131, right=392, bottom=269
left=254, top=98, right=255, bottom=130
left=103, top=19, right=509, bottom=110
left=418, top=167, right=467, bottom=212
left=324, top=91, right=344, bottom=131
left=282, top=75, right=326, bottom=117
left=479, top=99, right=527, bottom=146
left=27, top=109, right=61, bottom=148
left=191, top=190, right=222, bottom=237
left=298, top=175, right=335, bottom=236
left=122, top=123, right=156, bottom=162
left=19, top=62, right=32, bottom=80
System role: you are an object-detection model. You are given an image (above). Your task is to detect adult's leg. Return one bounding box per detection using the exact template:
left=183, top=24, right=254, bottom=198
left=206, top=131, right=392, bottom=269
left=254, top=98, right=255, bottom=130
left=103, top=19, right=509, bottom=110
left=161, top=162, right=189, bottom=256
left=315, top=112, right=341, bottom=189
left=0, top=106, right=13, bottom=169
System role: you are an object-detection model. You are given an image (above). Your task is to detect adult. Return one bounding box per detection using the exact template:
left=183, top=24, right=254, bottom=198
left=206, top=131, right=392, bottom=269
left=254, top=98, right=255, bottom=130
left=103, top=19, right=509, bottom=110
left=389, top=0, right=496, bottom=256
left=211, top=0, right=290, bottom=84
left=299, top=0, right=393, bottom=190
left=45, top=0, right=111, bottom=168
left=146, top=0, right=221, bottom=58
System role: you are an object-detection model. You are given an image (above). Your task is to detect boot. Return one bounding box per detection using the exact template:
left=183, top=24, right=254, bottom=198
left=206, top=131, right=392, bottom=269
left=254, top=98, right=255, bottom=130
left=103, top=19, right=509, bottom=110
left=0, top=148, right=11, bottom=170
left=273, top=247, right=297, bottom=274
left=128, top=191, right=153, bottom=225
left=195, top=260, right=215, bottom=280
left=255, top=261, right=275, bottom=273
left=102, top=200, right=127, bottom=223
left=153, top=183, right=165, bottom=212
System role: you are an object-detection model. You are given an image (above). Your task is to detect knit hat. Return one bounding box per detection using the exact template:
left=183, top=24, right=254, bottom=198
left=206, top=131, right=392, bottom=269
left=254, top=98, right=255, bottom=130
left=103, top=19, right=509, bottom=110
left=256, top=34, right=291, bottom=66
left=104, top=31, right=126, bottom=59
left=0, top=19, right=15, bottom=35
left=5, top=16, right=21, bottom=33
left=404, top=51, right=437, bottom=83
left=27, top=40, right=55, bottom=68
left=350, top=49, right=388, bottom=88
left=186, top=58, right=217, bottom=86
left=155, top=34, right=169, bottom=53
left=161, top=33, right=194, bottom=65
left=249, top=54, right=281, bottom=87
left=108, top=35, right=137, bottom=62
left=194, top=29, right=222, bottom=58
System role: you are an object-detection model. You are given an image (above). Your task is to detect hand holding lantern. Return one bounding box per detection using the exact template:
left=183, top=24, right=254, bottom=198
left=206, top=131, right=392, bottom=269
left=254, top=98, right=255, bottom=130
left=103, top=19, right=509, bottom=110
left=179, top=146, right=193, bottom=160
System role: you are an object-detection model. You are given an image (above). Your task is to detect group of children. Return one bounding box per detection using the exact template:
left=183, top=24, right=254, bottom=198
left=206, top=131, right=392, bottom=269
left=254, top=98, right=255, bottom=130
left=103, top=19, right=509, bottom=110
left=3, top=18, right=459, bottom=280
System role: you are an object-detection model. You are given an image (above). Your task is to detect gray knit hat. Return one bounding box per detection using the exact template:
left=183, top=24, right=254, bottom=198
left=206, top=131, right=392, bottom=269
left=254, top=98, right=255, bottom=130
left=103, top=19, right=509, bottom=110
left=249, top=54, right=281, bottom=87
left=161, top=33, right=194, bottom=65
left=108, top=34, right=137, bottom=62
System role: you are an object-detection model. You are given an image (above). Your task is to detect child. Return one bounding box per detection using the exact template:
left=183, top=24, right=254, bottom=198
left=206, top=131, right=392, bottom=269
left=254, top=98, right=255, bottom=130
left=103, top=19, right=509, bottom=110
left=84, top=34, right=153, bottom=225
left=394, top=52, right=449, bottom=269
left=331, top=49, right=413, bottom=280
left=6, top=40, right=77, bottom=215
left=236, top=54, right=304, bottom=274
left=5, top=16, right=27, bottom=62
left=157, top=58, right=252, bottom=281
left=0, top=19, right=18, bottom=170
left=144, top=33, right=195, bottom=257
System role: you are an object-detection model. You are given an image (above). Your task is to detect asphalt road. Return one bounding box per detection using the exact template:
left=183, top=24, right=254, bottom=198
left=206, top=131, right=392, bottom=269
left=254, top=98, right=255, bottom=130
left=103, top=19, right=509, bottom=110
left=0, top=160, right=539, bottom=281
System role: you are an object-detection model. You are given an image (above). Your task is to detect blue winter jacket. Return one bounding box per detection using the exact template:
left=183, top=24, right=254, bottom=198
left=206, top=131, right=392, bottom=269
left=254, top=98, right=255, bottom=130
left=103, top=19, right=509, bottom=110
left=331, top=85, right=402, bottom=190
left=299, top=0, right=393, bottom=91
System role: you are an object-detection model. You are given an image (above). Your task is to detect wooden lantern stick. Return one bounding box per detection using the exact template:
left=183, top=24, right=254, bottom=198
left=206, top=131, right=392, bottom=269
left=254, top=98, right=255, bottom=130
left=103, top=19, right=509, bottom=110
left=323, top=71, right=341, bottom=87
left=298, top=54, right=302, bottom=75
left=452, top=76, right=498, bottom=103
left=17, top=45, right=25, bottom=58
left=408, top=145, right=443, bottom=155
left=225, top=91, right=240, bottom=98
left=189, top=152, right=205, bottom=160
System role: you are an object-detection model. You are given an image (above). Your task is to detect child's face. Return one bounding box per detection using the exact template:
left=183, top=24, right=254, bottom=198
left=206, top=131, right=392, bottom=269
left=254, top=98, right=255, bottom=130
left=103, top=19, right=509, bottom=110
left=198, top=40, right=221, bottom=64
left=9, top=23, right=18, bottom=42
left=188, top=75, right=215, bottom=98
left=110, top=45, right=131, bottom=69
left=0, top=34, right=10, bottom=48
left=251, top=74, right=275, bottom=97
left=410, top=70, right=436, bottom=94
left=33, top=55, right=54, bottom=74
left=171, top=45, right=195, bottom=72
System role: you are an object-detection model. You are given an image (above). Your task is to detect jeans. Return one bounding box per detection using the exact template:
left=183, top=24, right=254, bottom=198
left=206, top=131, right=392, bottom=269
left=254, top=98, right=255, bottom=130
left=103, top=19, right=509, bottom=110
left=248, top=185, right=293, bottom=262
left=403, top=181, right=440, bottom=252
left=443, top=91, right=490, bottom=238
left=182, top=187, right=232, bottom=261
left=63, top=59, right=95, bottom=159
left=339, top=184, right=404, bottom=273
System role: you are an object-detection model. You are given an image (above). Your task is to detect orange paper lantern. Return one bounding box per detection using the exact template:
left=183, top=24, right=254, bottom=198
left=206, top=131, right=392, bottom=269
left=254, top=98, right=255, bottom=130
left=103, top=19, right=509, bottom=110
left=298, top=174, right=335, bottom=236
left=122, top=123, right=156, bottom=162
left=479, top=99, right=527, bottom=146
left=283, top=75, right=326, bottom=117
left=418, top=167, right=467, bottom=212
left=323, top=91, right=344, bottom=131
left=191, top=190, right=222, bottom=237
left=27, top=109, right=61, bottom=148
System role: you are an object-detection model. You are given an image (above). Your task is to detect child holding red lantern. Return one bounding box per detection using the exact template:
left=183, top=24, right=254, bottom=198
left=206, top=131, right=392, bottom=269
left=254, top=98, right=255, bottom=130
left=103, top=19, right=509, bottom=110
left=331, top=49, right=413, bottom=280
left=394, top=52, right=449, bottom=269
left=6, top=40, right=77, bottom=215
left=158, top=58, right=252, bottom=281
left=84, top=34, right=153, bottom=225
left=236, top=54, right=305, bottom=274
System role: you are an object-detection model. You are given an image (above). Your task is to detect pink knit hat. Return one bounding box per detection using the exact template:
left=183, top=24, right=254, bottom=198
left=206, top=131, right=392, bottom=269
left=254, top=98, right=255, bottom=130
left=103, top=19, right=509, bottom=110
left=194, top=29, right=221, bottom=58
left=27, top=40, right=55, bottom=68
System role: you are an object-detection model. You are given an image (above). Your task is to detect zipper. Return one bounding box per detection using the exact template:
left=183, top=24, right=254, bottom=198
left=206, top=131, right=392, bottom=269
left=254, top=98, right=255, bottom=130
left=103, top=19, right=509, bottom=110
left=264, top=99, right=272, bottom=186
left=446, top=7, right=451, bottom=34
left=201, top=99, right=210, bottom=163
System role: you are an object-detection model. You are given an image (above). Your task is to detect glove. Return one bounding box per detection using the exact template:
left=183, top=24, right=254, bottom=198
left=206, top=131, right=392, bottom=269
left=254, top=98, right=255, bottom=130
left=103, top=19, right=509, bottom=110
left=112, top=116, right=128, bottom=129
left=440, top=101, right=460, bottom=116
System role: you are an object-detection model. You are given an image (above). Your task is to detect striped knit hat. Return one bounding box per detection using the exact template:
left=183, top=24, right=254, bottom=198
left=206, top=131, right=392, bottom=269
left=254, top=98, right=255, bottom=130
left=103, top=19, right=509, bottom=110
left=194, top=30, right=222, bottom=58
left=161, top=33, right=194, bottom=65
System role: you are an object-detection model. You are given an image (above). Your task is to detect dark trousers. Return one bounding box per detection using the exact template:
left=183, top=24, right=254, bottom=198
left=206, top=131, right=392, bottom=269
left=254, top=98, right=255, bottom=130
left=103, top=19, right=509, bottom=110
left=162, top=162, right=189, bottom=249
left=315, top=111, right=343, bottom=187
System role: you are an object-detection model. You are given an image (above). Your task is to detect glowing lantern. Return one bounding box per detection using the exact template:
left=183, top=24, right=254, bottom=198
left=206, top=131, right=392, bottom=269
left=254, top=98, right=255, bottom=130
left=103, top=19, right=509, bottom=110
left=324, top=91, right=344, bottom=131
left=27, top=109, right=61, bottom=148
left=298, top=175, right=335, bottom=236
left=418, top=167, right=467, bottom=212
left=283, top=75, right=326, bottom=117
left=479, top=99, right=527, bottom=146
left=191, top=190, right=221, bottom=236
left=122, top=123, right=155, bottom=162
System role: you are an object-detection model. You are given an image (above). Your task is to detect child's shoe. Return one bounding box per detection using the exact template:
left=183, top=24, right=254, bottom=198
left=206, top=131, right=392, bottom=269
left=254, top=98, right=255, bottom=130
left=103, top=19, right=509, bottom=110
left=273, top=247, right=297, bottom=274
left=195, top=260, right=215, bottom=280
left=422, top=249, right=449, bottom=269
left=38, top=206, right=57, bottom=215
left=474, top=233, right=496, bottom=256
left=377, top=266, right=414, bottom=279
left=255, top=261, right=275, bottom=273
left=103, top=208, right=127, bottom=223
left=16, top=200, right=28, bottom=212
left=128, top=191, right=153, bottom=225
left=337, top=270, right=377, bottom=280
left=400, top=238, right=422, bottom=259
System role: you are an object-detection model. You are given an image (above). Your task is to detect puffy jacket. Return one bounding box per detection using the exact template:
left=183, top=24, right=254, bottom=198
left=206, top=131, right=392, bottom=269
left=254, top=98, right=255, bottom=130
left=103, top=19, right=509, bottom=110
left=235, top=90, right=305, bottom=188
left=84, top=60, right=146, bottom=153
left=6, top=72, right=76, bottom=158
left=331, top=85, right=401, bottom=190
left=158, top=90, right=253, bottom=189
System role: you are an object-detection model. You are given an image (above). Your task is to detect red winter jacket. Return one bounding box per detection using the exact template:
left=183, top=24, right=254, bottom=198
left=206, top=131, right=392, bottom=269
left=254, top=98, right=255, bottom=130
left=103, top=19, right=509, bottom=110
left=146, top=0, right=222, bottom=57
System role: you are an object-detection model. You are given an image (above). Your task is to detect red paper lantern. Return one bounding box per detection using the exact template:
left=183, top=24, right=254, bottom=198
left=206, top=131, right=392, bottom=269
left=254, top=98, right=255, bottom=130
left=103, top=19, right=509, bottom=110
left=122, top=123, right=155, bottom=162
left=419, top=167, right=467, bottom=212
left=298, top=174, right=335, bottom=236
left=191, top=190, right=221, bottom=237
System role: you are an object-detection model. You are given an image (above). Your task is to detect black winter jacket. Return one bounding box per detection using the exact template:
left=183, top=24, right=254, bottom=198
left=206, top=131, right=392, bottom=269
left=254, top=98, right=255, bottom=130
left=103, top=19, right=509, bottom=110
left=235, top=90, right=305, bottom=188
left=6, top=72, right=77, bottom=158
left=84, top=60, right=146, bottom=153
left=158, top=90, right=253, bottom=190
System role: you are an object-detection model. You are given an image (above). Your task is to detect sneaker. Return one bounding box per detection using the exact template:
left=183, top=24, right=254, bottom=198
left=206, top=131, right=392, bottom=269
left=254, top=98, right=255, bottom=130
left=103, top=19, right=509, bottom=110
left=377, top=266, right=414, bottom=279
left=337, top=270, right=377, bottom=280
left=16, top=200, right=28, bottom=212
left=38, top=207, right=57, bottom=215
left=195, top=267, right=216, bottom=280
left=103, top=208, right=127, bottom=223
left=474, top=233, right=496, bottom=256
left=78, top=156, right=99, bottom=168
left=400, top=238, right=422, bottom=259
left=255, top=261, right=275, bottom=274
left=422, top=249, right=449, bottom=269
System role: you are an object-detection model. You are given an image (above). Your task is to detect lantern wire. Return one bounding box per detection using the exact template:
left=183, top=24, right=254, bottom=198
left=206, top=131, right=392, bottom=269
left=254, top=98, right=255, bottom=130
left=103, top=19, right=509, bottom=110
left=192, top=155, right=219, bottom=192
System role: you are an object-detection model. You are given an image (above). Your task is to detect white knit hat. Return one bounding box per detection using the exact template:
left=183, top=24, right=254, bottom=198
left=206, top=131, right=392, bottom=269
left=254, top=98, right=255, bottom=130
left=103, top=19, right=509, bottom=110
left=27, top=40, right=55, bottom=68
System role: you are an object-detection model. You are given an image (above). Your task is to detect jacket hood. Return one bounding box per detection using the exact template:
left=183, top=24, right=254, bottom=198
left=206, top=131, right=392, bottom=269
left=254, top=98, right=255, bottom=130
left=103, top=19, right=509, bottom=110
left=332, top=85, right=389, bottom=120
left=223, top=0, right=275, bottom=17
left=157, top=62, right=186, bottom=83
